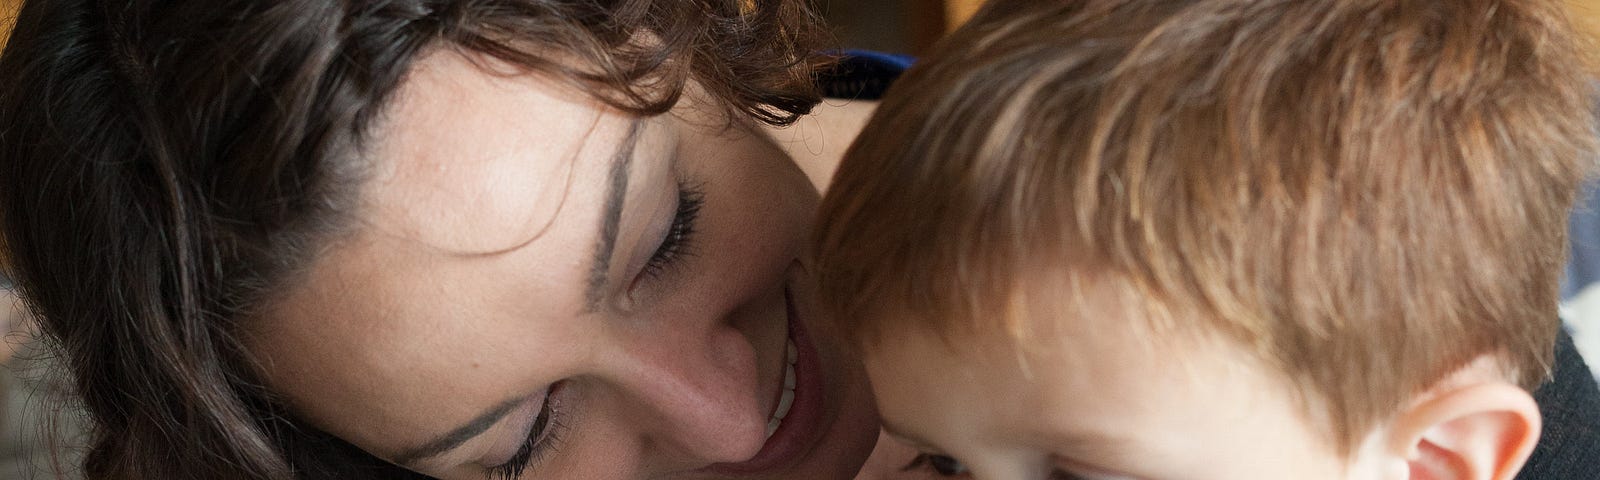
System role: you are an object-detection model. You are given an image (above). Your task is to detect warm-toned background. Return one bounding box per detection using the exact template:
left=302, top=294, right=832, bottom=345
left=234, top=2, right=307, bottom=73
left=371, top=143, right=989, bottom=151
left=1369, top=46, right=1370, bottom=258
left=826, top=0, right=1600, bottom=55
left=1, top=0, right=19, bottom=52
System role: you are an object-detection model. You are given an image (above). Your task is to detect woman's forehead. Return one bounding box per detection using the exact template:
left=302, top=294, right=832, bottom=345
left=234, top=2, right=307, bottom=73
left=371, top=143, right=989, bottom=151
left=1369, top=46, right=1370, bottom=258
left=366, top=49, right=641, bottom=255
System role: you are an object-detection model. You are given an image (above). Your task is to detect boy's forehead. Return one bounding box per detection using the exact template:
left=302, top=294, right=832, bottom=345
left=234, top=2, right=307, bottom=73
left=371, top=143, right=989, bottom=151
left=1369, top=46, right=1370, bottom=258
left=862, top=300, right=1319, bottom=473
left=882, top=270, right=1201, bottom=357
left=863, top=286, right=1188, bottom=418
left=859, top=268, right=1262, bottom=431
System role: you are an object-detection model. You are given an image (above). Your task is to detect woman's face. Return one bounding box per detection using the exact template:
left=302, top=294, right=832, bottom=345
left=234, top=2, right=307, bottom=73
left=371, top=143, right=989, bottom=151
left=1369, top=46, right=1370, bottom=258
left=248, top=50, right=878, bottom=479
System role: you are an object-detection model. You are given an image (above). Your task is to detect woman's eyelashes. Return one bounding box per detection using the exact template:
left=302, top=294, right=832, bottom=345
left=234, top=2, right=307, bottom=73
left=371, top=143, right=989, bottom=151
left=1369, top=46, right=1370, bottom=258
left=485, top=385, right=568, bottom=479
left=640, top=180, right=704, bottom=280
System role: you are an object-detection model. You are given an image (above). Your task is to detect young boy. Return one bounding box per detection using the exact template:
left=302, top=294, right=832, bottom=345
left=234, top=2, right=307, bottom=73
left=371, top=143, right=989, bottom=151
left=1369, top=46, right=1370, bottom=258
left=812, top=1, right=1600, bottom=479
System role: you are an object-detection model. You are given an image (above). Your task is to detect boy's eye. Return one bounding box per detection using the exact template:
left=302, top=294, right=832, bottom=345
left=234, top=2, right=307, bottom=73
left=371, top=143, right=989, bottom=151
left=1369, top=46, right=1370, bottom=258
left=1048, top=469, right=1091, bottom=480
left=903, top=453, right=1102, bottom=480
left=904, top=453, right=970, bottom=477
left=929, top=455, right=969, bottom=476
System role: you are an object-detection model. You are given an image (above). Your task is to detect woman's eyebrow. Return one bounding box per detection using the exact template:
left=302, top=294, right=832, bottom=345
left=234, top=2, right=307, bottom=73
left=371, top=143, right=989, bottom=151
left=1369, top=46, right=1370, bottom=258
left=392, top=397, right=525, bottom=467
left=584, top=119, right=645, bottom=311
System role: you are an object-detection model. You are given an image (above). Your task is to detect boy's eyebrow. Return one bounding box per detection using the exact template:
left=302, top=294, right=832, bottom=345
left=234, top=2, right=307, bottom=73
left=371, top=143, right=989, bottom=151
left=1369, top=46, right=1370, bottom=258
left=879, top=418, right=942, bottom=451
left=884, top=418, right=1134, bottom=453
left=885, top=430, right=939, bottom=452
left=1040, top=426, right=1140, bottom=458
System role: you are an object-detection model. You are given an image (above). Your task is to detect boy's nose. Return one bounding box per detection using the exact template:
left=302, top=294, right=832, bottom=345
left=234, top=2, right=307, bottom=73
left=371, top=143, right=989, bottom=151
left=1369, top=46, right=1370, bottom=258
left=601, top=318, right=768, bottom=466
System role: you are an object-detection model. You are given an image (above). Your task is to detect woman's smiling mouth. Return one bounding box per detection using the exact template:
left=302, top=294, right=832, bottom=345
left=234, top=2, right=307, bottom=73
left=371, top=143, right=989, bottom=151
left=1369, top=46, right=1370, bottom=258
left=705, top=285, right=830, bottom=474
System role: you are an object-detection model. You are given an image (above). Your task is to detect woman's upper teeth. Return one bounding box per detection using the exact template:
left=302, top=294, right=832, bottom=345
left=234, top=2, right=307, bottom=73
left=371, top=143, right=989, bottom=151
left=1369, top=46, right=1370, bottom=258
left=765, top=339, right=800, bottom=438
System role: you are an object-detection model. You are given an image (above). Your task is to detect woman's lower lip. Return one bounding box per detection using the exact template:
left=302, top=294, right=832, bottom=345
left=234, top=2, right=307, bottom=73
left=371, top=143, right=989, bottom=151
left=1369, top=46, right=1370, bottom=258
left=703, top=286, right=829, bottom=474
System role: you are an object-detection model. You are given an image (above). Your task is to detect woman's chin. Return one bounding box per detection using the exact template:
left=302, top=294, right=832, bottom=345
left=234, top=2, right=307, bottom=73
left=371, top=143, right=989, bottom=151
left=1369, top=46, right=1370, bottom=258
left=803, top=272, right=881, bottom=479
left=793, top=271, right=881, bottom=479
left=821, top=388, right=880, bottom=479
left=806, top=340, right=880, bottom=479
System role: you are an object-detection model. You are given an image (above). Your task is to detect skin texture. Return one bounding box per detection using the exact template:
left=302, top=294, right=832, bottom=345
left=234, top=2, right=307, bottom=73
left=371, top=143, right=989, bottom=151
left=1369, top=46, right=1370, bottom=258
left=248, top=50, right=879, bottom=479
left=866, top=307, right=1355, bottom=479
left=861, top=276, right=1541, bottom=480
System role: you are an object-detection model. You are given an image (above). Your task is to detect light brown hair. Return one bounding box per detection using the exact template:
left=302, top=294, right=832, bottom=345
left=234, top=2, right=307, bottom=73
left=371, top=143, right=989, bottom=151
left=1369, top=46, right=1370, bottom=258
left=814, top=0, right=1599, bottom=450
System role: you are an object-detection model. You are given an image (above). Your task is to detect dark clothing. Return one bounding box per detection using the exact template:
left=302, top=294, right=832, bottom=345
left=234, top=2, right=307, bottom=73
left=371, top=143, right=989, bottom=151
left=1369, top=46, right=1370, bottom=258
left=817, top=50, right=915, bottom=101
left=1519, top=329, right=1600, bottom=479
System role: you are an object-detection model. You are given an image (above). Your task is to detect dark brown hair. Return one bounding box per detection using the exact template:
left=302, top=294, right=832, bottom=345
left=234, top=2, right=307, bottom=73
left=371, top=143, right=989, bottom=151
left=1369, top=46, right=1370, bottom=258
left=814, top=0, right=1598, bottom=451
left=0, top=0, right=832, bottom=478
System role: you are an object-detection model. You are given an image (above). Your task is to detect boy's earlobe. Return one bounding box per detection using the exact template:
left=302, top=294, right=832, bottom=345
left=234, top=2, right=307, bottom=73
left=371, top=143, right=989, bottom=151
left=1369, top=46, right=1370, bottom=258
left=1386, top=383, right=1541, bottom=480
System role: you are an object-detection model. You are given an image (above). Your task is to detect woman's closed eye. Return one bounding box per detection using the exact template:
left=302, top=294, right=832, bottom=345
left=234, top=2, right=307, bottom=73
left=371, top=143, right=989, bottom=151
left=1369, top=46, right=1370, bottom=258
left=485, top=383, right=568, bottom=479
left=640, top=179, right=704, bottom=281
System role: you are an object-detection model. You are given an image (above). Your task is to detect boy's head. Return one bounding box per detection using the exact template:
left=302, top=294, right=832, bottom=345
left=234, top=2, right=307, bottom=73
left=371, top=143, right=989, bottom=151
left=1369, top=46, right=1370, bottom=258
left=813, top=1, right=1598, bottom=478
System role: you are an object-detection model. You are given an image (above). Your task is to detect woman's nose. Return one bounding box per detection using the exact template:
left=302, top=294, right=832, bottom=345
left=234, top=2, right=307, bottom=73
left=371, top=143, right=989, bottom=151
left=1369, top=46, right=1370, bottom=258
left=600, top=318, right=768, bottom=466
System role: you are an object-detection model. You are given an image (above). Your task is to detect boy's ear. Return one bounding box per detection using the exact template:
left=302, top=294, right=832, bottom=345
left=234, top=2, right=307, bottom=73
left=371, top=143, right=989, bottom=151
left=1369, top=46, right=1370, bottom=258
left=1384, top=383, right=1541, bottom=480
